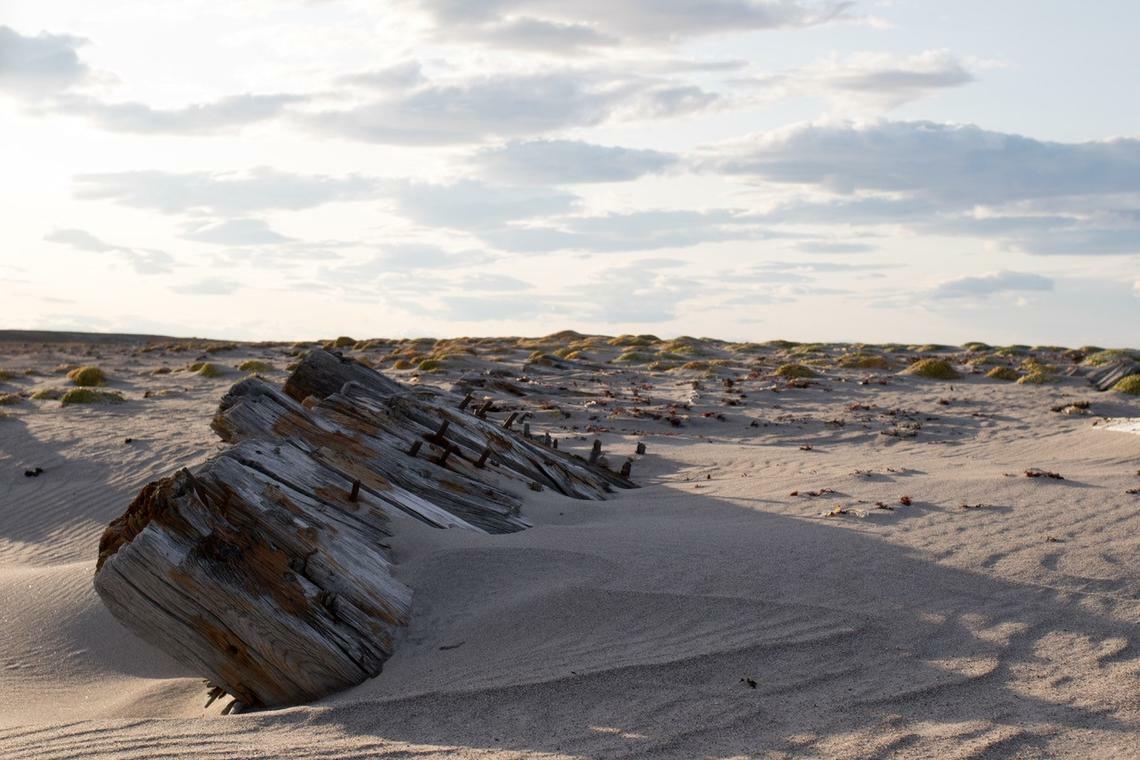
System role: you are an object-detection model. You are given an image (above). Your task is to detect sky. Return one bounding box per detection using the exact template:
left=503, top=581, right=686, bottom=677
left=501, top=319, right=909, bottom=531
left=1, top=0, right=1138, bottom=344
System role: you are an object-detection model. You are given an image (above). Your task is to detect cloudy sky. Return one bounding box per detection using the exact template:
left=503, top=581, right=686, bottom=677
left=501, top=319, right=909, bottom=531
left=3, top=1, right=1138, bottom=344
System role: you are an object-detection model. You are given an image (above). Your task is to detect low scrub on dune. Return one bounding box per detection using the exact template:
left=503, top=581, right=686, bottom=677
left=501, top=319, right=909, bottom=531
left=1017, top=372, right=1057, bottom=385
left=61, top=388, right=125, bottom=406
left=775, top=363, right=818, bottom=379
left=188, top=362, right=224, bottom=378
left=904, top=359, right=960, bottom=380
left=608, top=334, right=658, bottom=348
left=67, top=366, right=106, bottom=387
left=986, top=366, right=1021, bottom=381
left=237, top=360, right=274, bottom=374
left=838, top=353, right=891, bottom=370
left=31, top=387, right=65, bottom=400
left=1084, top=349, right=1140, bottom=367
left=1111, top=375, right=1140, bottom=395
left=0, top=392, right=22, bottom=405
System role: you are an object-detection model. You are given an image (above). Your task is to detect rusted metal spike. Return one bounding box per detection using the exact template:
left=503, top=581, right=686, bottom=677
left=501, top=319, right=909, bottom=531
left=620, top=460, right=632, bottom=478
left=349, top=479, right=361, bottom=502
left=503, top=412, right=518, bottom=429
left=476, top=446, right=491, bottom=468
left=458, top=393, right=473, bottom=411
left=636, top=442, right=646, bottom=455
left=589, top=439, right=602, bottom=464
left=407, top=440, right=422, bottom=457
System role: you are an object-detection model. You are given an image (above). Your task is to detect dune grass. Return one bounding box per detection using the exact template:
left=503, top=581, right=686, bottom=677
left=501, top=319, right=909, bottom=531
left=1017, top=372, right=1057, bottom=385
left=67, top=366, right=106, bottom=387
left=61, top=388, right=125, bottom=406
left=0, top=392, right=22, bottom=405
left=188, top=362, right=224, bottom=378
left=986, top=366, right=1021, bottom=381
left=1111, top=375, right=1140, bottom=395
left=237, top=360, right=273, bottom=374
left=838, top=353, right=891, bottom=370
left=775, top=363, right=818, bottom=379
left=31, top=387, right=65, bottom=400
left=904, top=358, right=960, bottom=380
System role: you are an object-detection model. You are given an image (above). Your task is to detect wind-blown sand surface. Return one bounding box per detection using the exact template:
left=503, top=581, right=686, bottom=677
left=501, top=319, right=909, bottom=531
left=1, top=333, right=1138, bottom=758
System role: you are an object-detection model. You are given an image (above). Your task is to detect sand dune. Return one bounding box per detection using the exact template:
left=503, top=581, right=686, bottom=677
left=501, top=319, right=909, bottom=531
left=1, top=335, right=1138, bottom=758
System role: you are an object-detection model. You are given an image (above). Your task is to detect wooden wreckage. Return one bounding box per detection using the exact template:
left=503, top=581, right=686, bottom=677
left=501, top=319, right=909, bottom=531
left=93, top=349, right=634, bottom=710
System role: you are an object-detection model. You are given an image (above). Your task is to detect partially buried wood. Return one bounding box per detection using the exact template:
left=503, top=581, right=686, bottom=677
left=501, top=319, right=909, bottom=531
left=94, top=348, right=635, bottom=708
left=94, top=441, right=412, bottom=708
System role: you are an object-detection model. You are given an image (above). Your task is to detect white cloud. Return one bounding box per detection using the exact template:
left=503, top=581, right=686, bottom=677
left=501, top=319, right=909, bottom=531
left=738, top=50, right=976, bottom=111
left=711, top=120, right=1140, bottom=203
left=930, top=270, right=1054, bottom=299
left=0, top=26, right=89, bottom=99
left=43, top=228, right=174, bottom=274
left=304, top=71, right=718, bottom=145
left=181, top=219, right=293, bottom=246
left=471, top=139, right=677, bottom=184
left=75, top=168, right=376, bottom=215
left=414, top=0, right=851, bottom=49
left=55, top=93, right=305, bottom=135
left=385, top=179, right=578, bottom=228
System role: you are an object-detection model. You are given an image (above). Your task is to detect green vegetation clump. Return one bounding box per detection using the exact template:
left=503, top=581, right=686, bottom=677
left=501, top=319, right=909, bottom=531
left=67, top=366, right=106, bottom=386
left=1084, top=349, right=1139, bottom=367
left=1110, top=375, right=1140, bottom=395
left=680, top=360, right=710, bottom=371
left=614, top=351, right=653, bottom=364
left=417, top=358, right=444, bottom=372
left=327, top=336, right=356, bottom=349
left=237, top=360, right=273, bottom=374
left=31, top=387, right=65, bottom=400
left=61, top=388, right=125, bottom=406
left=962, top=342, right=992, bottom=352
left=986, top=366, right=1021, bottom=381
left=647, top=360, right=677, bottom=371
left=608, top=334, right=658, bottom=347
left=1017, top=371, right=1056, bottom=385
left=968, top=353, right=1002, bottom=367
left=904, top=358, right=960, bottom=380
left=0, top=369, right=15, bottom=382
left=775, top=363, right=818, bottom=379
left=0, top=392, right=22, bottom=405
left=838, top=353, right=891, bottom=370
left=763, top=340, right=799, bottom=349
left=392, top=359, right=414, bottom=370
left=188, top=362, right=224, bottom=378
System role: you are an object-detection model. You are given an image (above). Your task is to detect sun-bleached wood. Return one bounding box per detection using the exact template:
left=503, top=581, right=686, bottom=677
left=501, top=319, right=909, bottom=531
left=94, top=350, right=636, bottom=708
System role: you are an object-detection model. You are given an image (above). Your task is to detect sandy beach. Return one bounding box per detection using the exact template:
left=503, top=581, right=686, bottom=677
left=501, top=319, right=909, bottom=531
left=0, top=333, right=1137, bottom=758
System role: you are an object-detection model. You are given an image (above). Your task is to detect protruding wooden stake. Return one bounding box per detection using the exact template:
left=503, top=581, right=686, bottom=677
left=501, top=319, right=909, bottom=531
left=523, top=422, right=531, bottom=438
left=476, top=399, right=493, bottom=418
left=552, top=438, right=558, bottom=449
left=636, top=442, right=647, bottom=455
left=589, top=439, right=602, bottom=464
left=458, top=393, right=473, bottom=411
left=438, top=444, right=453, bottom=466
left=435, top=419, right=450, bottom=439
left=503, top=412, right=518, bottom=430
left=476, top=446, right=491, bottom=468
left=620, top=460, right=632, bottom=478
left=407, top=440, right=422, bottom=457
left=349, top=479, right=361, bottom=502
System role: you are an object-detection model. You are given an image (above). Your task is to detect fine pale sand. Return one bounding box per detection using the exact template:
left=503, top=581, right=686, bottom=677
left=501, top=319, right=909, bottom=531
left=1, top=334, right=1138, bottom=759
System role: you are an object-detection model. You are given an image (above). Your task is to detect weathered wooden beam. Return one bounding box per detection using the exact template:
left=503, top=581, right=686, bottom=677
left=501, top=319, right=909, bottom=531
left=94, top=442, right=413, bottom=708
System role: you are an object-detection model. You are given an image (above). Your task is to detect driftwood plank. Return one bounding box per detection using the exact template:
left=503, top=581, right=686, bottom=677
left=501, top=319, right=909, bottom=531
left=94, top=444, right=412, bottom=707
left=94, top=349, right=635, bottom=708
